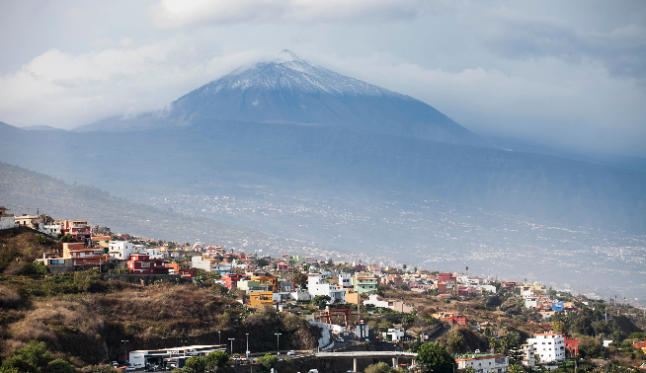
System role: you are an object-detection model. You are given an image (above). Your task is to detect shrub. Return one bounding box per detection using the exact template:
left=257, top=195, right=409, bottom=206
left=0, top=340, right=75, bottom=373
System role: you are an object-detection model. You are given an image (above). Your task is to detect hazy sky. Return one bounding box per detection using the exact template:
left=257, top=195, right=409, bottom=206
left=1, top=0, right=645, bottom=155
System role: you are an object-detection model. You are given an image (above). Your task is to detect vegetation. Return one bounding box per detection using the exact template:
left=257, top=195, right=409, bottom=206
left=174, top=350, right=229, bottom=373
left=0, top=341, right=75, bottom=373
left=256, top=353, right=278, bottom=372
left=416, top=343, right=455, bottom=373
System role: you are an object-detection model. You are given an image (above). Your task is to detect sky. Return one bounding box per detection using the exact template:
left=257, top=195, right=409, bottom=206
left=0, top=0, right=645, bottom=155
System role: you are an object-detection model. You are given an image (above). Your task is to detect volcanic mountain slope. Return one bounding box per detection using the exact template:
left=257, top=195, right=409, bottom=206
left=77, top=50, right=482, bottom=146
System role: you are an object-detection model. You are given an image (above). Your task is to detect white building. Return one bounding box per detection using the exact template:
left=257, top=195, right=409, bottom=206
left=480, top=284, right=497, bottom=293
left=456, top=353, right=509, bottom=373
left=0, top=215, right=16, bottom=230
left=290, top=290, right=311, bottom=301
left=338, top=273, right=353, bottom=288
left=520, top=344, right=535, bottom=367
left=382, top=328, right=405, bottom=342
left=145, top=248, right=164, bottom=259
left=39, top=224, right=61, bottom=236
left=108, top=241, right=136, bottom=260
left=307, top=274, right=346, bottom=304
left=527, top=333, right=566, bottom=363
left=363, top=294, right=390, bottom=309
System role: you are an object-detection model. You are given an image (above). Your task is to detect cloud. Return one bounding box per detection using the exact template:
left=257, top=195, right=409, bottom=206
left=484, top=7, right=646, bottom=81
left=151, top=0, right=427, bottom=28
left=0, top=41, right=260, bottom=127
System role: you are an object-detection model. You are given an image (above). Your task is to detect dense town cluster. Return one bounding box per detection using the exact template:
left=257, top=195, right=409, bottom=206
left=1, top=207, right=645, bottom=373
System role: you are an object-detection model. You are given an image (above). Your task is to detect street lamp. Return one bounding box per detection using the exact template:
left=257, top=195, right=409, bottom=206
left=274, top=332, right=282, bottom=355
left=246, top=333, right=250, bottom=357
left=228, top=338, right=235, bottom=355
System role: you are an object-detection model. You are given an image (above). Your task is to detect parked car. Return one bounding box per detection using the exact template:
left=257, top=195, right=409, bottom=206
left=287, top=350, right=296, bottom=356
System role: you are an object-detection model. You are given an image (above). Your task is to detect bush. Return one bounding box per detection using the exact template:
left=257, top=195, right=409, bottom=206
left=0, top=340, right=75, bottom=373
left=365, top=361, right=394, bottom=373
left=417, top=343, right=455, bottom=373
left=256, top=353, right=278, bottom=372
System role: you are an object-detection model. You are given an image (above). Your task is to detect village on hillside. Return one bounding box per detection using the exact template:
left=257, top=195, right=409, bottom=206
left=1, top=206, right=645, bottom=373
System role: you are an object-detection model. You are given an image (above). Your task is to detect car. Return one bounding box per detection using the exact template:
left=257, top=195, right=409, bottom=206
left=287, top=350, right=296, bottom=356
left=124, top=365, right=137, bottom=372
left=307, top=369, right=319, bottom=373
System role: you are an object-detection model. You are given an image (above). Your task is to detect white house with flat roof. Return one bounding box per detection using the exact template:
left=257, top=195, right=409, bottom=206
left=527, top=333, right=565, bottom=363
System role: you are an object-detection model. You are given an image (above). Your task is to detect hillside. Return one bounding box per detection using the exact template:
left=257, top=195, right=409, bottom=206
left=0, top=161, right=309, bottom=253
left=0, top=228, right=320, bottom=368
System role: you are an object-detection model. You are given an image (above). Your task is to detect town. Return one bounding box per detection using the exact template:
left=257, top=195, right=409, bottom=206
left=1, top=207, right=645, bottom=373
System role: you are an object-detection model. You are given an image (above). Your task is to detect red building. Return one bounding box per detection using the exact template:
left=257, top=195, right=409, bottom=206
left=565, top=338, right=579, bottom=356
left=442, top=315, right=468, bottom=326
left=437, top=273, right=456, bottom=283
left=60, top=220, right=92, bottom=244
left=222, top=274, right=243, bottom=289
left=127, top=254, right=167, bottom=274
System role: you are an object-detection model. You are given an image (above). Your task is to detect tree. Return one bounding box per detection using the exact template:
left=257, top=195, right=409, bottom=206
left=311, top=295, right=331, bottom=309
left=256, top=353, right=278, bottom=372
left=364, top=361, right=393, bottom=373
left=0, top=341, right=75, bottom=373
left=551, top=319, right=566, bottom=335
left=508, top=364, right=525, bottom=373
left=417, top=343, right=455, bottom=373
left=292, top=272, right=308, bottom=290
left=203, top=350, right=229, bottom=371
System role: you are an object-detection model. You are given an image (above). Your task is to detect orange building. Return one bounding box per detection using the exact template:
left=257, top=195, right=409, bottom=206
left=249, top=291, right=274, bottom=309
left=62, top=242, right=106, bottom=266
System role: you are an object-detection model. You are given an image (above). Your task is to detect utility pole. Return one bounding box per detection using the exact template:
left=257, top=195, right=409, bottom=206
left=246, top=333, right=250, bottom=357
left=274, top=332, right=282, bottom=355
left=218, top=330, right=221, bottom=345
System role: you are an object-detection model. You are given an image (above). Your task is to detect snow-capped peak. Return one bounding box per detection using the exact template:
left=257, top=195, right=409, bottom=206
left=193, top=50, right=399, bottom=97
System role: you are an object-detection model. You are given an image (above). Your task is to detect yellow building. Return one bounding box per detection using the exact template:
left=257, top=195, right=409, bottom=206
left=251, top=275, right=279, bottom=292
left=249, top=291, right=274, bottom=309
left=345, top=291, right=361, bottom=305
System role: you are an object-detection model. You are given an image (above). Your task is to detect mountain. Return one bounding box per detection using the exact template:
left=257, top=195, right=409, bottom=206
left=1, top=51, right=645, bottom=298
left=76, top=50, right=482, bottom=146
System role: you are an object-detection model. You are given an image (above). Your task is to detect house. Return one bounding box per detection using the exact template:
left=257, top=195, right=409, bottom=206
left=14, top=214, right=41, bottom=229
left=520, top=344, right=535, bottom=367
left=35, top=255, right=74, bottom=273
left=127, top=254, right=168, bottom=274
left=91, top=235, right=111, bottom=248
left=381, top=328, right=406, bottom=342
left=249, top=291, right=274, bottom=309
left=338, top=273, right=353, bottom=288
left=145, top=248, right=164, bottom=259
left=0, top=207, right=16, bottom=230
left=432, top=311, right=467, bottom=326
left=39, top=223, right=62, bottom=236
left=352, top=272, right=378, bottom=294
left=238, top=279, right=270, bottom=293
left=527, top=333, right=566, bottom=363
left=345, top=291, right=361, bottom=305
left=62, top=242, right=106, bottom=266
left=60, top=220, right=92, bottom=244
left=308, top=274, right=346, bottom=304
left=222, top=274, right=243, bottom=289
left=191, top=256, right=232, bottom=275
left=456, top=353, right=508, bottom=373
left=251, top=274, right=279, bottom=292
left=108, top=240, right=137, bottom=260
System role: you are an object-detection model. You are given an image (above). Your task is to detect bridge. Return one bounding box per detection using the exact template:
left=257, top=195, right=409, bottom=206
left=315, top=351, right=417, bottom=372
